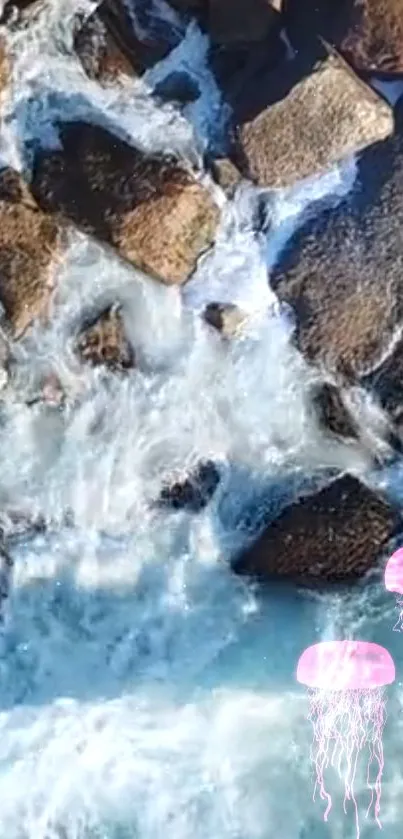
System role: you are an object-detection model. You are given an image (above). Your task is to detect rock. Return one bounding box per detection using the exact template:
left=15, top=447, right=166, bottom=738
left=0, top=168, right=62, bottom=337
left=339, top=0, right=403, bottom=75
left=31, top=121, right=219, bottom=285
left=309, top=379, right=403, bottom=468
left=208, top=0, right=282, bottom=44
left=166, top=0, right=206, bottom=13
left=204, top=302, right=247, bottom=337
left=235, top=49, right=393, bottom=188
left=233, top=475, right=400, bottom=584
left=76, top=305, right=135, bottom=372
left=73, top=0, right=178, bottom=84
left=310, top=381, right=362, bottom=442
left=209, top=27, right=285, bottom=121
left=0, top=36, right=9, bottom=93
left=210, top=157, right=242, bottom=195
left=158, top=460, right=220, bottom=512
left=153, top=71, right=200, bottom=106
left=0, top=0, right=39, bottom=23
left=362, top=337, right=403, bottom=426
left=73, top=7, right=135, bottom=83
left=270, top=96, right=403, bottom=384
left=285, top=0, right=403, bottom=76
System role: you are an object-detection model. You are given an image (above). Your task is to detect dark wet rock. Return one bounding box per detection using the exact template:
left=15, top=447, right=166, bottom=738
left=0, top=539, right=12, bottom=609
left=74, top=0, right=179, bottom=84
left=233, top=475, right=400, bottom=584
left=0, top=168, right=62, bottom=337
left=158, top=460, right=220, bottom=512
left=270, top=97, right=403, bottom=386
left=167, top=0, right=205, bottom=8
left=76, top=305, right=135, bottom=372
left=362, top=337, right=403, bottom=426
left=153, top=71, right=200, bottom=106
left=73, top=6, right=135, bottom=83
left=309, top=379, right=403, bottom=469
left=285, top=0, right=403, bottom=77
left=208, top=0, right=283, bottom=45
left=310, top=381, right=362, bottom=442
left=235, top=50, right=393, bottom=188
left=204, top=302, right=247, bottom=337
left=209, top=28, right=285, bottom=123
left=0, top=0, right=40, bottom=23
left=31, top=121, right=219, bottom=285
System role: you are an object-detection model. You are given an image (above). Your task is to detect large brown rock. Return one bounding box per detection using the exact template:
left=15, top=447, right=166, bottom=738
left=31, top=121, right=219, bottom=285
left=270, top=98, right=403, bottom=386
left=0, top=168, right=62, bottom=337
left=76, top=305, right=135, bottom=372
left=233, top=475, right=400, bottom=584
left=285, top=0, right=403, bottom=77
left=73, top=0, right=176, bottom=84
left=235, top=50, right=393, bottom=188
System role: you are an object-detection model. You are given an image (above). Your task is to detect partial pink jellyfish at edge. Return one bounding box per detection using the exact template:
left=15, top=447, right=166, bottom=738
left=384, top=548, right=403, bottom=630
left=296, top=640, right=395, bottom=839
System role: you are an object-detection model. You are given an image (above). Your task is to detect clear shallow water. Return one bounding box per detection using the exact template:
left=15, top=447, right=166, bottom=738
left=0, top=3, right=403, bottom=838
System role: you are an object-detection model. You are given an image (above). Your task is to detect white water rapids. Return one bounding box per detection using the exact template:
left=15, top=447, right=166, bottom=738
left=0, top=2, right=403, bottom=838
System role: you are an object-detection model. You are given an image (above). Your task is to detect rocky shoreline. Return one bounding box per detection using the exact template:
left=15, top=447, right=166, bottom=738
left=0, top=0, right=403, bottom=586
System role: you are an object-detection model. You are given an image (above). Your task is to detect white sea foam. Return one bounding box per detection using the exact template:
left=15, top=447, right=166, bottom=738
left=0, top=3, right=401, bottom=839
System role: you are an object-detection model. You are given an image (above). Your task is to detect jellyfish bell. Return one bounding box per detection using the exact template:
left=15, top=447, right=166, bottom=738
left=296, top=640, right=395, bottom=838
left=384, top=547, right=403, bottom=594
left=297, top=640, right=395, bottom=692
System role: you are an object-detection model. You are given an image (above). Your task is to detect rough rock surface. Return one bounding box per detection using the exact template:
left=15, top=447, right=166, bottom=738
left=285, top=0, right=403, bottom=76
left=158, top=460, right=220, bottom=512
left=0, top=168, right=62, bottom=337
left=270, top=97, right=403, bottom=387
left=31, top=121, right=219, bottom=285
left=233, top=475, right=399, bottom=584
left=236, top=51, right=393, bottom=188
left=76, top=306, right=135, bottom=372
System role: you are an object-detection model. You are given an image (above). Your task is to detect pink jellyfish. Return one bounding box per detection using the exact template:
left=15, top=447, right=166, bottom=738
left=384, top=548, right=403, bottom=630
left=296, top=640, right=395, bottom=838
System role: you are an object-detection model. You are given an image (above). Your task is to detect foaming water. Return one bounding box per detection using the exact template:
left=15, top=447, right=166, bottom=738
left=0, top=4, right=402, bottom=839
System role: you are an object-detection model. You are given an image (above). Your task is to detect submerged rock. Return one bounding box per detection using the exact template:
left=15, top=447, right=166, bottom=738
left=203, top=302, right=247, bottom=337
left=73, top=0, right=177, bottom=84
left=31, top=121, right=219, bottom=285
left=0, top=168, right=62, bottom=337
left=235, top=50, right=393, bottom=188
left=76, top=305, right=135, bottom=372
left=233, top=475, right=399, bottom=584
left=158, top=460, right=220, bottom=512
left=285, top=0, right=403, bottom=76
